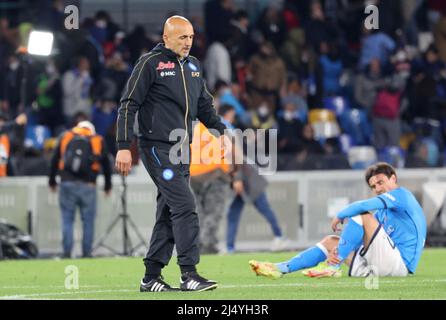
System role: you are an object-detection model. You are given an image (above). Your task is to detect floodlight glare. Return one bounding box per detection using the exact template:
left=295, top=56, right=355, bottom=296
left=27, top=31, right=54, bottom=56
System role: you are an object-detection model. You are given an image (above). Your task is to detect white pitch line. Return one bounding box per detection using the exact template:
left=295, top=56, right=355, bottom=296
left=0, top=279, right=445, bottom=299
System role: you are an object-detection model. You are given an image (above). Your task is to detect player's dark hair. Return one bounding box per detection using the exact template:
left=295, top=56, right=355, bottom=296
left=365, top=162, right=397, bottom=185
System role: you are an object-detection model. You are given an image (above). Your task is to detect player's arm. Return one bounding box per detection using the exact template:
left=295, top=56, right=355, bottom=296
left=337, top=196, right=390, bottom=220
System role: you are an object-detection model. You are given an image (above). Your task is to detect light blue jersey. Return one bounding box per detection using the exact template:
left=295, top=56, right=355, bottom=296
left=337, top=187, right=427, bottom=273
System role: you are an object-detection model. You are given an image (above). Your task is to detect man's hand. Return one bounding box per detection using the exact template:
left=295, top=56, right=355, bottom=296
left=115, top=150, right=132, bottom=176
left=104, top=190, right=112, bottom=197
left=15, top=113, right=27, bottom=126
left=331, top=216, right=344, bottom=233
left=49, top=185, right=57, bottom=193
left=232, top=180, right=244, bottom=195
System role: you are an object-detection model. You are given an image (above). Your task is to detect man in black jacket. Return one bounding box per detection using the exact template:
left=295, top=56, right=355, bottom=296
left=115, top=16, right=230, bottom=292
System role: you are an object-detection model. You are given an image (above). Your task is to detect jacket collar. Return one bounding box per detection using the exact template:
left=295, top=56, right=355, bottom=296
left=154, top=43, right=190, bottom=63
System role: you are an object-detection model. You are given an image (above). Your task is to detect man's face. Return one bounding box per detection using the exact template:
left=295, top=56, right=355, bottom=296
left=164, top=23, right=194, bottom=58
left=368, top=173, right=397, bottom=195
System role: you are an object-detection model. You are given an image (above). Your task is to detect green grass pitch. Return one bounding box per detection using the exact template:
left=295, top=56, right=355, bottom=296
left=0, top=248, right=445, bottom=300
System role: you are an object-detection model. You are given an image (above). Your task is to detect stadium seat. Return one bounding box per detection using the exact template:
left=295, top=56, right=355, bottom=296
left=338, top=108, right=372, bottom=145
left=400, top=132, right=416, bottom=151
left=311, top=121, right=341, bottom=141
left=378, top=146, right=406, bottom=168
left=308, top=109, right=336, bottom=124
left=412, top=117, right=443, bottom=148
left=323, top=96, right=350, bottom=117
left=24, top=125, right=51, bottom=152
left=338, top=133, right=355, bottom=154
left=347, top=146, right=378, bottom=169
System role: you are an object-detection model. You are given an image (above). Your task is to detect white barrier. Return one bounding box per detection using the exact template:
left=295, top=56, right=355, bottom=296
left=1, top=167, right=446, bottom=255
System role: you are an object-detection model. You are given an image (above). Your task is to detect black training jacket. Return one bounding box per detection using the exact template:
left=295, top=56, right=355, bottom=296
left=116, top=43, right=226, bottom=150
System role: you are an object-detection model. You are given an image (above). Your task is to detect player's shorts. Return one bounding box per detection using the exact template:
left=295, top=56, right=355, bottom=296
left=349, top=224, right=408, bottom=277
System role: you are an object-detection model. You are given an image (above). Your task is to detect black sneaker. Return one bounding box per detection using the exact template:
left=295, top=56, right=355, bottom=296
left=180, top=272, right=218, bottom=292
left=140, top=276, right=180, bottom=292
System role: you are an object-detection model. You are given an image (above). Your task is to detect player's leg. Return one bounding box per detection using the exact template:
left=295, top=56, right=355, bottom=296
left=249, top=235, right=338, bottom=279
left=305, top=213, right=379, bottom=277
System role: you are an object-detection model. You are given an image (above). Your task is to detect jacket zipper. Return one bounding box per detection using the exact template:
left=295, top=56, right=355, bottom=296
left=178, top=58, right=189, bottom=154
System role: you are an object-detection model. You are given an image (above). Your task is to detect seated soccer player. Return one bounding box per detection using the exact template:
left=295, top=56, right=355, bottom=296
left=249, top=162, right=427, bottom=278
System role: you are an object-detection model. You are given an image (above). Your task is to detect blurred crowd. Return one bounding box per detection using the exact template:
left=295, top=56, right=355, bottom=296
left=2, top=0, right=446, bottom=176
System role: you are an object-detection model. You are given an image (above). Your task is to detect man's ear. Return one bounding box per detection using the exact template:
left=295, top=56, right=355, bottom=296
left=391, top=174, right=397, bottom=184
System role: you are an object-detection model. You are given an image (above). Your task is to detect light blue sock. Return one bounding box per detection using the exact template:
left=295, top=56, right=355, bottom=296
left=335, top=215, right=364, bottom=267
left=276, top=244, right=328, bottom=273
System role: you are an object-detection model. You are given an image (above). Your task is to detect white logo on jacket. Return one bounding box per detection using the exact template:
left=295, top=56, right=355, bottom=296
left=160, top=71, right=176, bottom=77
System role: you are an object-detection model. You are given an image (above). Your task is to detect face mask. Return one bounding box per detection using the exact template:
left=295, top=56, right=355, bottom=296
left=9, top=61, right=19, bottom=71
left=46, top=64, right=56, bottom=74
left=258, top=104, right=269, bottom=117
left=96, top=19, right=107, bottom=28
left=284, top=111, right=294, bottom=121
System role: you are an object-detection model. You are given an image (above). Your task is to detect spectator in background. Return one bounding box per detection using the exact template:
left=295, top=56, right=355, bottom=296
left=371, top=76, right=404, bottom=150
left=88, top=10, right=120, bottom=47
left=319, top=42, right=344, bottom=96
left=359, top=28, right=396, bottom=71
left=304, top=0, right=339, bottom=53
left=49, top=121, right=112, bottom=258
left=0, top=54, right=24, bottom=119
left=123, top=25, right=155, bottom=64
left=215, top=80, right=249, bottom=126
left=354, top=58, right=386, bottom=114
left=103, top=51, right=131, bottom=101
left=255, top=3, right=287, bottom=49
left=92, top=98, right=118, bottom=155
left=409, top=45, right=446, bottom=120
left=280, top=75, right=308, bottom=122
left=227, top=9, right=253, bottom=87
left=247, top=41, right=287, bottom=112
left=406, top=137, right=441, bottom=168
left=62, top=56, right=93, bottom=125
left=0, top=112, right=27, bottom=177
left=297, top=123, right=325, bottom=169
left=204, top=33, right=232, bottom=91
left=36, top=58, right=64, bottom=135
left=204, top=0, right=235, bottom=45
left=434, top=10, right=446, bottom=63
left=280, top=28, right=306, bottom=74
left=277, top=100, right=305, bottom=154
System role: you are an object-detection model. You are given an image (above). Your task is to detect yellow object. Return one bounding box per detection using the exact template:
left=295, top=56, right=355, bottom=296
left=308, top=109, right=336, bottom=124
